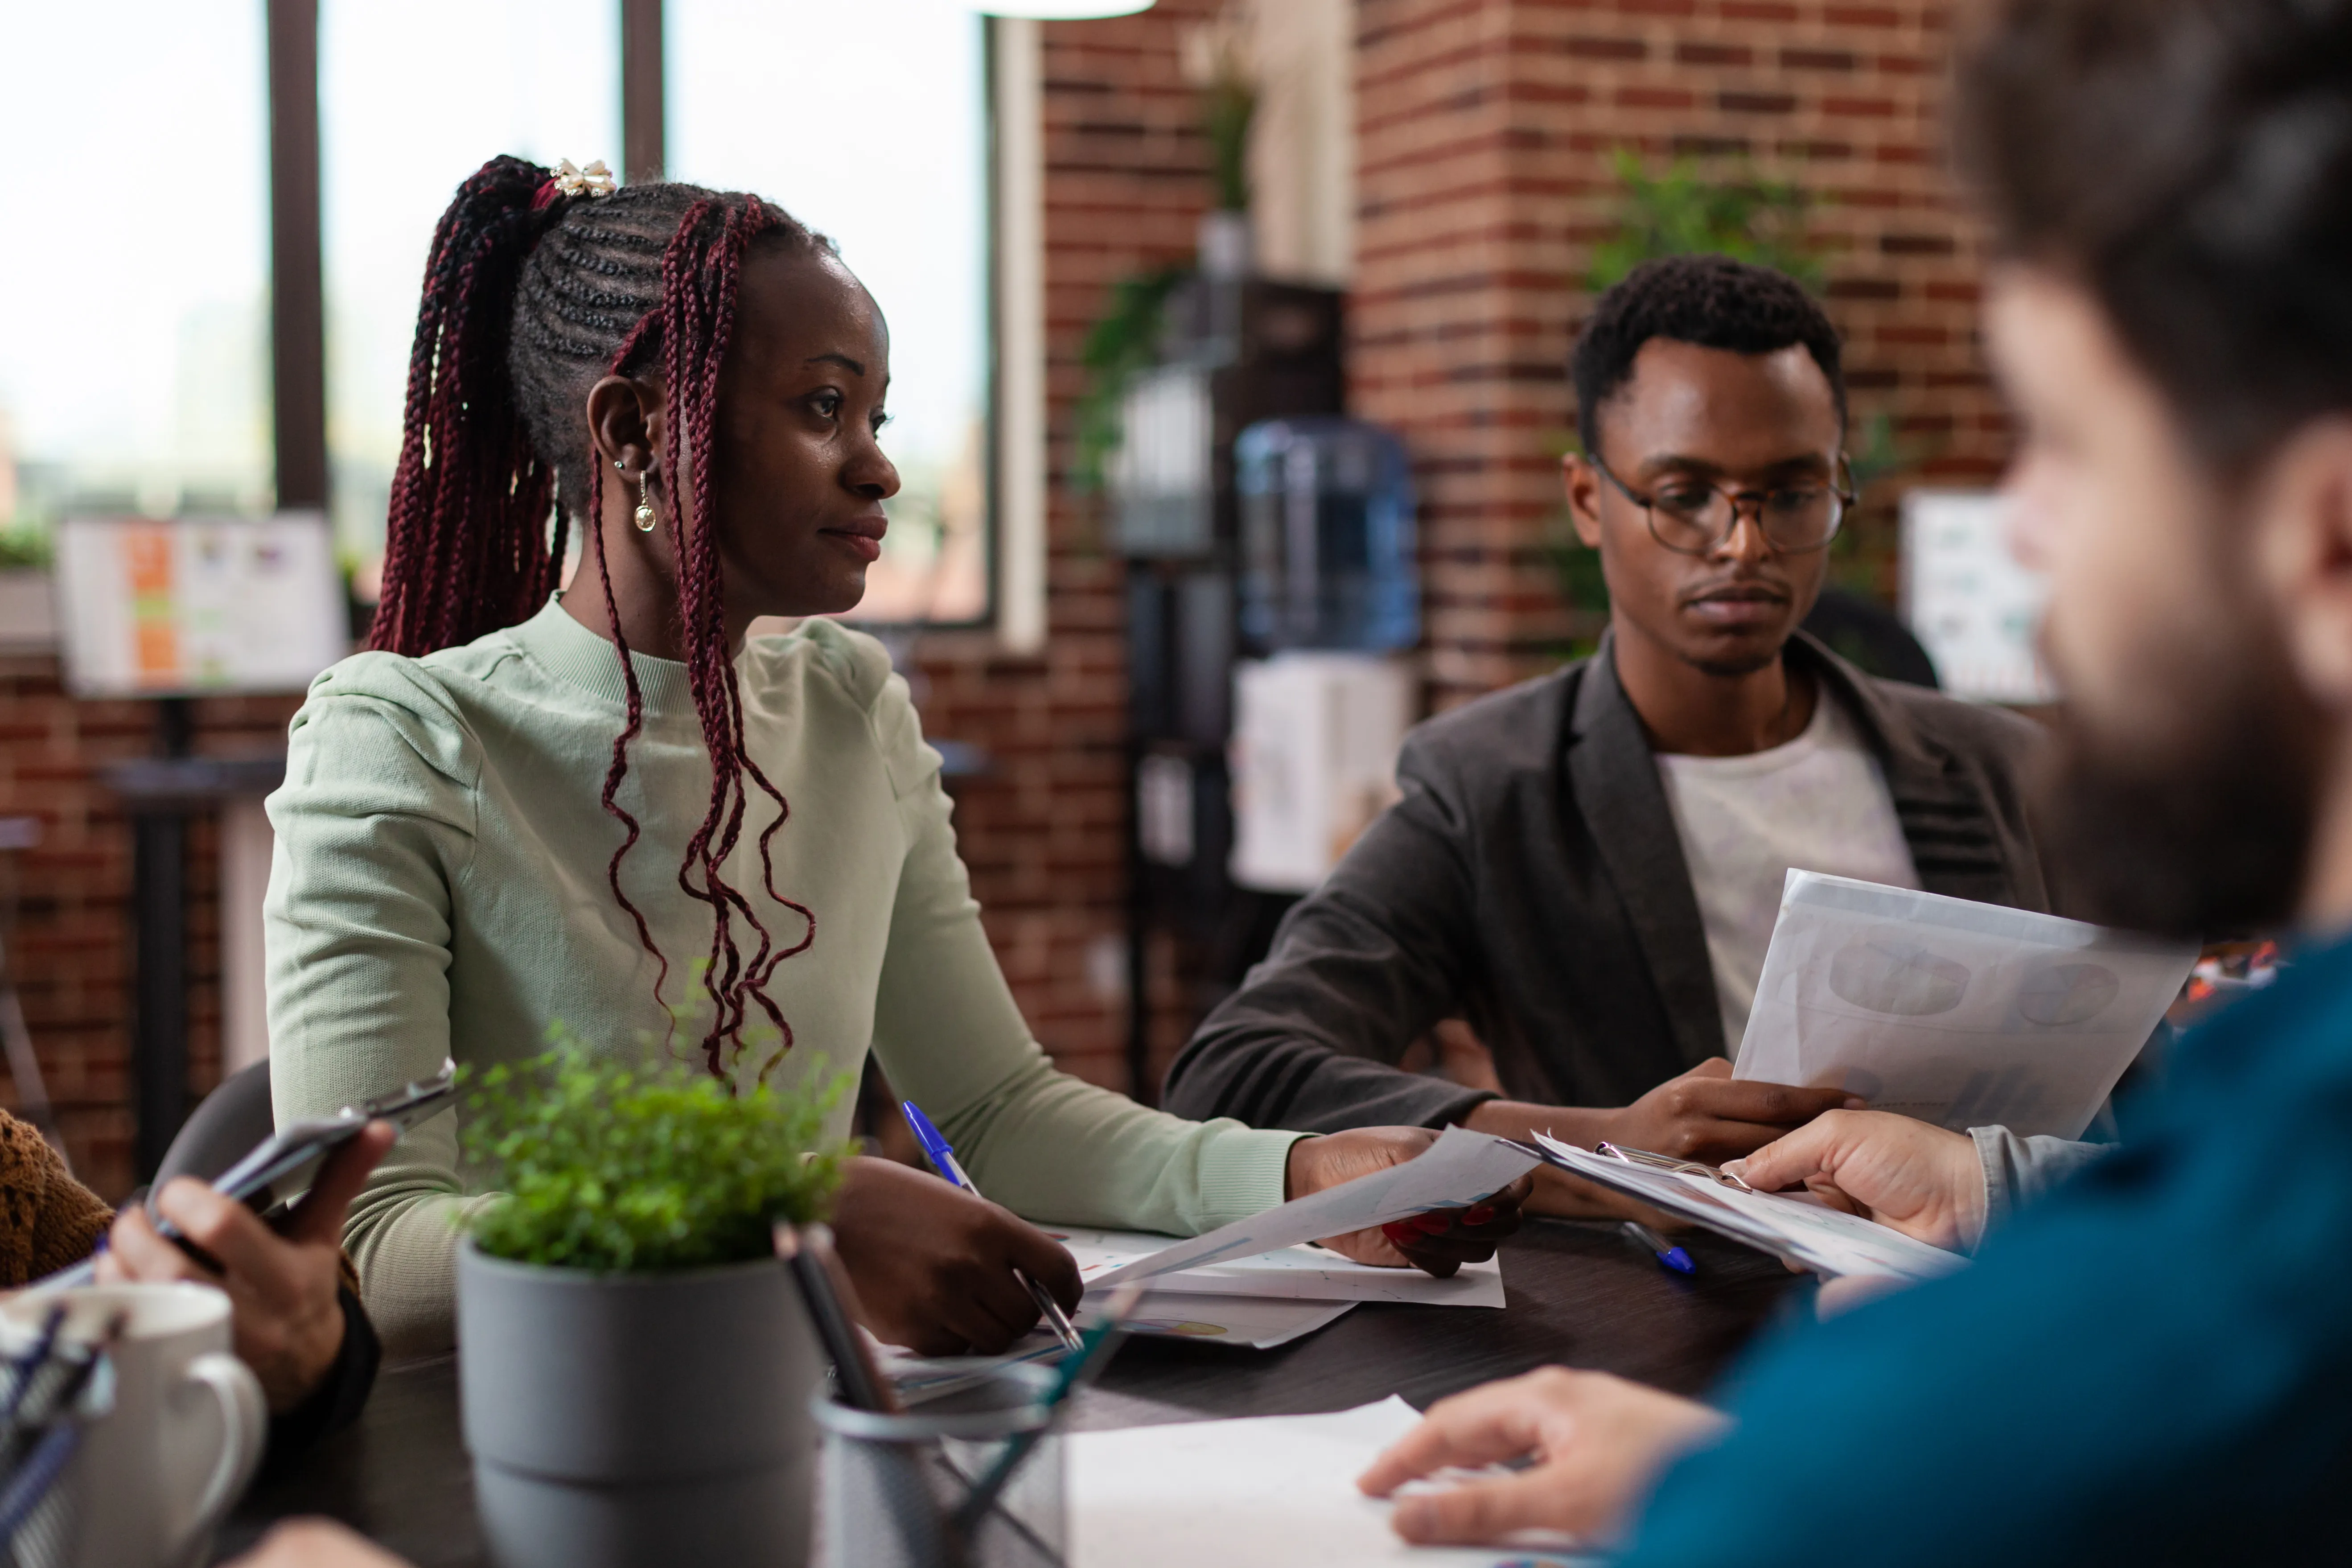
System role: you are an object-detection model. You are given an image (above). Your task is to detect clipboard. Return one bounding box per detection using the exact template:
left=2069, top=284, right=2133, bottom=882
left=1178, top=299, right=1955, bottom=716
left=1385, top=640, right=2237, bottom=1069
left=1525, top=1133, right=1968, bottom=1284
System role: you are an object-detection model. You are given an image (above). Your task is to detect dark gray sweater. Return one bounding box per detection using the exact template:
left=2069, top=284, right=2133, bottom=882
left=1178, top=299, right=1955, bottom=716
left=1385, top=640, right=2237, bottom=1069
left=1162, top=633, right=2055, bottom=1132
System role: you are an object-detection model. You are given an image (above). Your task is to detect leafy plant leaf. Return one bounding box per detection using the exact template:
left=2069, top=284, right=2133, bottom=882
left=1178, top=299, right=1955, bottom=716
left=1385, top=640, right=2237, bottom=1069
left=458, top=1027, right=852, bottom=1274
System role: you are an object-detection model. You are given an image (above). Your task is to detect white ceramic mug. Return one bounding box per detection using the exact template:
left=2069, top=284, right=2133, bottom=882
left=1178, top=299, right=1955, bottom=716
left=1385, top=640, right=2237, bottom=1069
left=0, top=1282, right=268, bottom=1568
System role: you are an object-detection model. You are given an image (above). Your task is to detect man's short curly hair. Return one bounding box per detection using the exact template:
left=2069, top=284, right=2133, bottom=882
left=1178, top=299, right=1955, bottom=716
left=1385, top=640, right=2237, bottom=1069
left=1570, top=254, right=1847, bottom=458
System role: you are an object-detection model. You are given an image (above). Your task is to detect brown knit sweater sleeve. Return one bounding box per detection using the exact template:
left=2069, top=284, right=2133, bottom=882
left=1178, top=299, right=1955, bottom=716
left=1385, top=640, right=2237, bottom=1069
left=0, top=1112, right=112, bottom=1288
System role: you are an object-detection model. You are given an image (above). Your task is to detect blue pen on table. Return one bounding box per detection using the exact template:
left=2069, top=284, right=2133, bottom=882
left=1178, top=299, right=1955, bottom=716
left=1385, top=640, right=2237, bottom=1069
left=1621, top=1220, right=1695, bottom=1276
left=900, top=1100, right=1085, bottom=1353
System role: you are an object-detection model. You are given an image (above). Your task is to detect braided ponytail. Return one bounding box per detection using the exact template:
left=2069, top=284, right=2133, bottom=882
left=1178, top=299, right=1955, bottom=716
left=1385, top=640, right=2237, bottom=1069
left=370, top=155, right=569, bottom=659
left=373, top=156, right=830, bottom=1080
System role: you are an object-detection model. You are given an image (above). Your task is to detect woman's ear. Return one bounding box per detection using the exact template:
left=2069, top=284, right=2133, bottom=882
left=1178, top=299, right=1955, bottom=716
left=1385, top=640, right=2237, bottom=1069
left=586, top=376, right=668, bottom=479
left=2256, top=418, right=2352, bottom=713
left=1563, top=454, right=1607, bottom=550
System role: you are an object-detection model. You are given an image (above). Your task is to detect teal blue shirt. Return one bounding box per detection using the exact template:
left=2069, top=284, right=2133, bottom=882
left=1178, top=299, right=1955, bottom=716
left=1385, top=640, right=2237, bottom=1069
left=1623, top=934, right=2352, bottom=1564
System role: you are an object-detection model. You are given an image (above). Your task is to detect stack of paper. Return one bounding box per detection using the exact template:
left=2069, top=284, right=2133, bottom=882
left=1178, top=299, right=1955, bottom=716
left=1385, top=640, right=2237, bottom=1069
left=880, top=1290, right=1357, bottom=1404
left=1070, top=1398, right=1600, bottom=1568
left=1532, top=1133, right=1965, bottom=1283
left=1053, top=1226, right=1506, bottom=1309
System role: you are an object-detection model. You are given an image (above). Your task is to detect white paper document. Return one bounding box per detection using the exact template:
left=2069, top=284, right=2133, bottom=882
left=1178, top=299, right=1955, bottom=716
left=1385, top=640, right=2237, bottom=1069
left=1532, top=1133, right=1967, bottom=1284
left=881, top=1294, right=1358, bottom=1404
left=1090, top=1126, right=1539, bottom=1290
left=1732, top=872, right=2197, bottom=1139
left=1071, top=1397, right=1600, bottom=1568
left=1110, top=1291, right=1357, bottom=1348
left=1054, top=1226, right=1507, bottom=1309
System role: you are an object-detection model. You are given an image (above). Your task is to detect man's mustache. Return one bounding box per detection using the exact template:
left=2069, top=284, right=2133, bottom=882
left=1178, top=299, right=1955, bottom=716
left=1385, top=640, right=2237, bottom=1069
left=1678, top=576, right=1795, bottom=607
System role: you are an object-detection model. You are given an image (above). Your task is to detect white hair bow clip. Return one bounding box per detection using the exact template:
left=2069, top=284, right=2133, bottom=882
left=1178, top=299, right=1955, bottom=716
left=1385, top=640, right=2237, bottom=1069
left=551, top=158, right=616, bottom=198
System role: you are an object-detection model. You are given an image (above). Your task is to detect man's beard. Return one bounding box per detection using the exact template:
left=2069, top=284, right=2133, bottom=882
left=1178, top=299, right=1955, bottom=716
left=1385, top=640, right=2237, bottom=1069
left=2035, top=617, right=2323, bottom=941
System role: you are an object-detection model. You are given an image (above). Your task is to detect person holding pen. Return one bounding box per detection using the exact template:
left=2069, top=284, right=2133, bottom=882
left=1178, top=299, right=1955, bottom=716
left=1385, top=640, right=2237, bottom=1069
left=263, top=160, right=1525, bottom=1362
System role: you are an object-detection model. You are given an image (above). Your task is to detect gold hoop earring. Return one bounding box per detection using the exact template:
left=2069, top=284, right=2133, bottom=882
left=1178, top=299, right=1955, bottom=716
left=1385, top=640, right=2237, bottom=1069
left=633, top=475, right=658, bottom=534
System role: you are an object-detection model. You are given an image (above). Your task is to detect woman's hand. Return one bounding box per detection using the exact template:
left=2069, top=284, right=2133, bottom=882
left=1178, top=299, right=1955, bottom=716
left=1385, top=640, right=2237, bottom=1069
left=1725, top=1109, right=1986, bottom=1253
left=99, top=1121, right=395, bottom=1415
left=227, top=1519, right=411, bottom=1568
left=826, top=1155, right=1082, bottom=1357
left=1283, top=1128, right=1530, bottom=1276
left=1358, top=1367, right=1728, bottom=1547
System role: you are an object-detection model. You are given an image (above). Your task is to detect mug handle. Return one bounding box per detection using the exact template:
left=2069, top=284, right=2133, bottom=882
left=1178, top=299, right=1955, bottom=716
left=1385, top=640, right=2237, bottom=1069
left=174, top=1351, right=268, bottom=1563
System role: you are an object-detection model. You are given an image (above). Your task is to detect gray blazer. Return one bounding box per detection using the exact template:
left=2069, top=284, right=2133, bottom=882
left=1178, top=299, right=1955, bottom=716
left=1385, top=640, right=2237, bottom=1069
left=1162, top=632, right=2056, bottom=1132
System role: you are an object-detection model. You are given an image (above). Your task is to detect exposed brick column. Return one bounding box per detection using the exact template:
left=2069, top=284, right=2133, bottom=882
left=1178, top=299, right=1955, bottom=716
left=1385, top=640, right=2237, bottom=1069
left=1352, top=0, right=2007, bottom=711
left=909, top=1, right=1223, bottom=1091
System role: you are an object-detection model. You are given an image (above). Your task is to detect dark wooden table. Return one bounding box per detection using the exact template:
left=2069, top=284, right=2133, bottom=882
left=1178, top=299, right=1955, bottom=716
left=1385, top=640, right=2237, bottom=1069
left=214, top=1219, right=1800, bottom=1566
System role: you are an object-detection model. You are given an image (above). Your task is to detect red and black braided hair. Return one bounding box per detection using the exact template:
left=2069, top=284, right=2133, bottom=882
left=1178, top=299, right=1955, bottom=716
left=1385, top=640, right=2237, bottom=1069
left=371, top=154, right=830, bottom=1079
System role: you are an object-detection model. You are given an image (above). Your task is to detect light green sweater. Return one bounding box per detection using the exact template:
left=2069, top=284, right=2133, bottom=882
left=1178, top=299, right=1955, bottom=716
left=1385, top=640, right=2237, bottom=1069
left=265, top=599, right=1303, bottom=1354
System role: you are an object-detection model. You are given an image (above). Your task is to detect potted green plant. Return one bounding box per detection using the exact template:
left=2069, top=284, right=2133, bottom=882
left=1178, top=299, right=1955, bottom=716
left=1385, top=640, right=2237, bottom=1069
left=0, top=524, right=57, bottom=658
left=455, top=1034, right=849, bottom=1568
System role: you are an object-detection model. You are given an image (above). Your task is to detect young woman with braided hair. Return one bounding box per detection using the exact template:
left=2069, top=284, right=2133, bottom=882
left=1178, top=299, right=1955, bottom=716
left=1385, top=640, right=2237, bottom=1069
left=263, top=156, right=1525, bottom=1357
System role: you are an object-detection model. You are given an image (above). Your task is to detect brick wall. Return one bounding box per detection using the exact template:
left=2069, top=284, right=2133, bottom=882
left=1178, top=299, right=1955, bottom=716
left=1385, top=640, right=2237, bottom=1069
left=0, top=656, right=292, bottom=1199
left=906, top=0, right=1226, bottom=1097
left=1353, top=0, right=2002, bottom=707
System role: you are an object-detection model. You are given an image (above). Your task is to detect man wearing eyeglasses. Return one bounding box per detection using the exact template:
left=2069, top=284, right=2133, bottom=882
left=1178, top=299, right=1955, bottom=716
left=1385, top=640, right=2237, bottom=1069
left=1164, top=254, right=2057, bottom=1211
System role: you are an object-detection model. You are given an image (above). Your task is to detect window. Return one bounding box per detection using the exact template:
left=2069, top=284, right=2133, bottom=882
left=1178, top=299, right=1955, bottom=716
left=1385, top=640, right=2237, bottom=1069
left=0, top=1, right=270, bottom=529
left=319, top=0, right=619, bottom=558
left=668, top=0, right=993, bottom=626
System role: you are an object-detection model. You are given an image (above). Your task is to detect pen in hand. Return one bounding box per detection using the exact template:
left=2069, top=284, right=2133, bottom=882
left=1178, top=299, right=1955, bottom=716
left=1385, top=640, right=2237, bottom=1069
left=899, top=1099, right=1086, bottom=1354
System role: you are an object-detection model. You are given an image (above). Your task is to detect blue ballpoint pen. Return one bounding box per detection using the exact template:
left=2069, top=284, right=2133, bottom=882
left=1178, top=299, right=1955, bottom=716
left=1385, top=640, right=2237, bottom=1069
left=1622, top=1220, right=1696, bottom=1276
left=901, top=1099, right=1086, bottom=1352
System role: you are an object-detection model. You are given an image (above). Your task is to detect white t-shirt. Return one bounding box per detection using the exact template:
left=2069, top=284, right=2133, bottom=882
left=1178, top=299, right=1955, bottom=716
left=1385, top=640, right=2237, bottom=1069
left=1655, top=694, right=1920, bottom=1055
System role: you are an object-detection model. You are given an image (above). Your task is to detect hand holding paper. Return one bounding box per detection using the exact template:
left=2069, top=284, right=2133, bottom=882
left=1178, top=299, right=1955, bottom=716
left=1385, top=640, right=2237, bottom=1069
left=1732, top=872, right=2196, bottom=1139
left=1531, top=1132, right=1966, bottom=1283
left=1094, top=1127, right=1541, bottom=1290
left=1726, top=1108, right=1990, bottom=1254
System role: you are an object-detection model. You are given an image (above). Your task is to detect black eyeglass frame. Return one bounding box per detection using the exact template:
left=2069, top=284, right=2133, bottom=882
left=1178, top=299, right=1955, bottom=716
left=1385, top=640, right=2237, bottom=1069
left=1590, top=453, right=1857, bottom=558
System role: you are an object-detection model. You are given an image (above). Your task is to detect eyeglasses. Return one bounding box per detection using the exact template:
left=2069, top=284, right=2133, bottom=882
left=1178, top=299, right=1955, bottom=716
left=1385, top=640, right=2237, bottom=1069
left=1591, top=454, right=1854, bottom=557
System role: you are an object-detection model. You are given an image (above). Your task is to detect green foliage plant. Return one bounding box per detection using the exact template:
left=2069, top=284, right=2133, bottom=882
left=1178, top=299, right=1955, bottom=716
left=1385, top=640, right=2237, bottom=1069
left=1181, top=12, right=1257, bottom=212
left=1587, top=149, right=1825, bottom=295
left=0, top=525, right=53, bottom=571
left=460, top=1025, right=852, bottom=1274
left=1071, top=267, right=1190, bottom=494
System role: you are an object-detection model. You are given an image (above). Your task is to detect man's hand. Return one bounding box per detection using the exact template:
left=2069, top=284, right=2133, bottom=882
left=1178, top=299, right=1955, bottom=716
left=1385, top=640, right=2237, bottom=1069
left=1725, top=1109, right=1986, bottom=1253
left=226, top=1519, right=411, bottom=1568
left=1283, top=1128, right=1530, bottom=1276
left=1595, top=1058, right=1859, bottom=1163
left=99, top=1121, right=394, bottom=1415
left=827, top=1156, right=1082, bottom=1357
left=1466, top=1059, right=1857, bottom=1217
left=1358, top=1367, right=1729, bottom=1547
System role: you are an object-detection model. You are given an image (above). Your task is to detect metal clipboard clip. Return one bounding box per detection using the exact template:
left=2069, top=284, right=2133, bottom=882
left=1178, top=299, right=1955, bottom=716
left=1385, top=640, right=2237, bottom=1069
left=1595, top=1142, right=1756, bottom=1194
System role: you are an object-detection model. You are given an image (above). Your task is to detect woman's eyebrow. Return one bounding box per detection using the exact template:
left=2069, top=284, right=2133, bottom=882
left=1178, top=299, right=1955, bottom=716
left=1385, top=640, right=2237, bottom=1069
left=806, top=352, right=868, bottom=376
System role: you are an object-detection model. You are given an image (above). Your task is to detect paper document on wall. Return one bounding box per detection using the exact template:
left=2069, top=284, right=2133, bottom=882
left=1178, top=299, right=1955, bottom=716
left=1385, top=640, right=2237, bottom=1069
left=1732, top=872, right=2197, bottom=1139
left=1071, top=1396, right=1603, bottom=1567
left=1531, top=1133, right=1967, bottom=1283
left=1054, top=1226, right=1505, bottom=1308
left=1090, top=1127, right=1539, bottom=1289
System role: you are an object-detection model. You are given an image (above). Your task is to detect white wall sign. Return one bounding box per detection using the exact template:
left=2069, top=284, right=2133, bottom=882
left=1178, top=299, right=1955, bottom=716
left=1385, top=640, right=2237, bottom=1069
left=1900, top=490, right=2057, bottom=705
left=54, top=514, right=345, bottom=698
left=1229, top=652, right=1414, bottom=894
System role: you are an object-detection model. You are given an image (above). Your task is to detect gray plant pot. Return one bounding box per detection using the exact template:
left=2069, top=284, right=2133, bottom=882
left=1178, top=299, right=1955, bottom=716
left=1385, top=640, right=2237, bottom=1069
left=457, top=1241, right=821, bottom=1568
